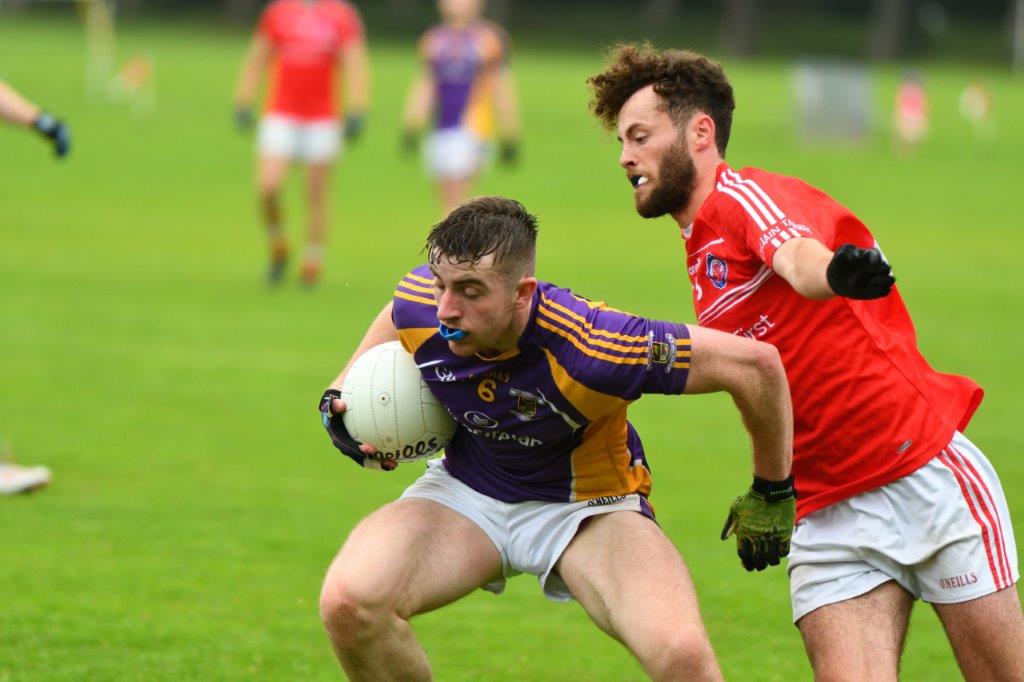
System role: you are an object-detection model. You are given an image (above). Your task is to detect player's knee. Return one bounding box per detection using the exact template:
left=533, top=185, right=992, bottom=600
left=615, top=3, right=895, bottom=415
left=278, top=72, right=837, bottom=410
left=318, top=576, right=387, bottom=650
left=649, top=625, right=717, bottom=678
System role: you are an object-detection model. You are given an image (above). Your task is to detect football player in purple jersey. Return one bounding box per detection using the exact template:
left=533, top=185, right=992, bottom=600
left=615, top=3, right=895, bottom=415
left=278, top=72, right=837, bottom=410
left=317, top=197, right=795, bottom=680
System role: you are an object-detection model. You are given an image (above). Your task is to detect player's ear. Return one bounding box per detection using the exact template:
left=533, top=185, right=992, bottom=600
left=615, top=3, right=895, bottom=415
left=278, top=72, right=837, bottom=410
left=514, top=277, right=538, bottom=310
left=690, top=113, right=716, bottom=153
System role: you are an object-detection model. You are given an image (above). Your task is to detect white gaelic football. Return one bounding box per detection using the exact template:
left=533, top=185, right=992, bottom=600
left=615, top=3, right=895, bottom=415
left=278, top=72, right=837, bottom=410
left=341, top=341, right=456, bottom=463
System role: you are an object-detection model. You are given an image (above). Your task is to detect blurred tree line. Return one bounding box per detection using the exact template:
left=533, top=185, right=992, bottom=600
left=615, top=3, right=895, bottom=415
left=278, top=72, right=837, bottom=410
left=4, top=0, right=1023, bottom=65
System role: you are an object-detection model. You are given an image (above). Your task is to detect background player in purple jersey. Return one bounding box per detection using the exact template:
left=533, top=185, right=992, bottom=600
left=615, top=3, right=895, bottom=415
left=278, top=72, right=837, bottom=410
left=401, top=0, right=521, bottom=215
left=316, top=197, right=796, bottom=680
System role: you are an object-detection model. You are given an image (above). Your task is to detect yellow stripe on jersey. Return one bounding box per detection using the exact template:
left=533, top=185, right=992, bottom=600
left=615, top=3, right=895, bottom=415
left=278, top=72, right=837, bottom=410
left=406, top=272, right=434, bottom=285
left=539, top=294, right=649, bottom=343
left=570, top=407, right=652, bottom=502
left=537, top=305, right=649, bottom=356
left=542, top=347, right=628, bottom=422
left=673, top=362, right=690, bottom=369
left=537, top=317, right=647, bottom=366
left=398, top=327, right=437, bottom=354
left=399, top=280, right=434, bottom=295
left=394, top=290, right=436, bottom=307
left=569, top=293, right=634, bottom=317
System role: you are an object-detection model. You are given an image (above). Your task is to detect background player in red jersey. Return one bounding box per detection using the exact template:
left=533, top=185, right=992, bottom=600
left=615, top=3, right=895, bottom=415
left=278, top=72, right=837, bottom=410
left=233, top=0, right=369, bottom=286
left=317, top=196, right=794, bottom=681
left=401, top=0, right=521, bottom=216
left=589, top=44, right=1022, bottom=681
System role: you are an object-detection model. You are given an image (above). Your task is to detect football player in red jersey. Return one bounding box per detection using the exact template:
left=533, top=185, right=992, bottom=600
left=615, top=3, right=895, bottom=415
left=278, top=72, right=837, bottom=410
left=233, top=0, right=369, bottom=286
left=589, top=44, right=1022, bottom=680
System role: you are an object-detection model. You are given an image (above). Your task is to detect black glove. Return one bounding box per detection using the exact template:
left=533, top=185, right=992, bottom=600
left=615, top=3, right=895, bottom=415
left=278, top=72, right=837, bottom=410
left=721, top=475, right=796, bottom=572
left=32, top=112, right=71, bottom=159
left=826, top=244, right=895, bottom=300
left=498, top=139, right=519, bottom=167
left=319, top=389, right=396, bottom=471
left=233, top=106, right=254, bottom=132
left=400, top=129, right=420, bottom=157
left=344, top=113, right=365, bottom=142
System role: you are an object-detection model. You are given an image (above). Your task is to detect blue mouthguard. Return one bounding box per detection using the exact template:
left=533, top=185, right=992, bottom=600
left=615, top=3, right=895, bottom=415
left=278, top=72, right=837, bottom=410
left=438, top=324, right=468, bottom=341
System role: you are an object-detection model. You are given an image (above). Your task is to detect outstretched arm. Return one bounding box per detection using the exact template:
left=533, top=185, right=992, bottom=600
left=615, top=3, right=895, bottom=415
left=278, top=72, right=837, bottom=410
left=0, top=79, right=40, bottom=126
left=0, top=79, right=71, bottom=158
left=773, top=237, right=895, bottom=300
left=683, top=324, right=795, bottom=572
left=683, top=325, right=792, bottom=481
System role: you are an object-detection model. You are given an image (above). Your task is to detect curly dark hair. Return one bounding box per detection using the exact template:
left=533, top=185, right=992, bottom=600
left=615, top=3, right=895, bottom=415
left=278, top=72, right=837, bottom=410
left=588, top=43, right=735, bottom=155
left=426, top=196, right=538, bottom=280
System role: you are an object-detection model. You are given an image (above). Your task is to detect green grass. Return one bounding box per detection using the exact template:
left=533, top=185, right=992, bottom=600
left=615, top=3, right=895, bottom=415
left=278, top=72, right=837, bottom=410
left=1, top=15, right=1022, bottom=681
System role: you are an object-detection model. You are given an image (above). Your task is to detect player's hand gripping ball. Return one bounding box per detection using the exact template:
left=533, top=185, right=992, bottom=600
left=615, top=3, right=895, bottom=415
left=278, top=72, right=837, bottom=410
left=721, top=476, right=796, bottom=572
left=323, top=341, right=456, bottom=470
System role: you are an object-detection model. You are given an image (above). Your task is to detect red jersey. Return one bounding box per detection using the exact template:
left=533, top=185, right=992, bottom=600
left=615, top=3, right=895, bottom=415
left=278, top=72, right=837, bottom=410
left=258, top=0, right=364, bottom=121
left=685, top=163, right=983, bottom=519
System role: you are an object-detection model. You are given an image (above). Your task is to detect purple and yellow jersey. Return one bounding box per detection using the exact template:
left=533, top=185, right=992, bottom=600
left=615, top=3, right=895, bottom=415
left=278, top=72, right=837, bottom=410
left=392, top=265, right=692, bottom=507
left=419, top=21, right=508, bottom=139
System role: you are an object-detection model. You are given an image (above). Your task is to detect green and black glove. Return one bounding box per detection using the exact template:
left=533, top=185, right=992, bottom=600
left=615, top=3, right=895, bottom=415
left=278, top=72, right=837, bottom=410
left=721, top=475, right=796, bottom=572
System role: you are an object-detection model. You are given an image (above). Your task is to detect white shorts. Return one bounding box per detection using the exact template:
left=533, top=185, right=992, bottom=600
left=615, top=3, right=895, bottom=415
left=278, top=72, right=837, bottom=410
left=789, top=431, right=1018, bottom=623
left=400, top=458, right=654, bottom=602
left=425, top=127, right=486, bottom=180
left=258, top=114, right=341, bottom=163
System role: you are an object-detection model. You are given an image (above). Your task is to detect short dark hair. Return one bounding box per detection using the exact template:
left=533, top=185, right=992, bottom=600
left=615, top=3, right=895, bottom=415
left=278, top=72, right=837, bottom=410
left=588, top=43, right=735, bottom=155
left=426, top=196, right=538, bottom=280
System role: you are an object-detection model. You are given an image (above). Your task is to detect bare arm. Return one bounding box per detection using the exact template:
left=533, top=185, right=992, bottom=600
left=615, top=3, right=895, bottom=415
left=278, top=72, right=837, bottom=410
left=402, top=69, right=435, bottom=133
left=328, top=302, right=399, bottom=390
left=683, top=325, right=792, bottom=481
left=233, top=34, right=271, bottom=110
left=493, top=66, right=521, bottom=141
left=771, top=237, right=835, bottom=300
left=0, top=80, right=40, bottom=127
left=341, top=38, right=370, bottom=116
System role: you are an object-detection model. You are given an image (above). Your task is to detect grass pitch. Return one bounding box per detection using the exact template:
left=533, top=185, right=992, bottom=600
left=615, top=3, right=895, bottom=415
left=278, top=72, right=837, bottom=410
left=1, top=15, right=1022, bottom=681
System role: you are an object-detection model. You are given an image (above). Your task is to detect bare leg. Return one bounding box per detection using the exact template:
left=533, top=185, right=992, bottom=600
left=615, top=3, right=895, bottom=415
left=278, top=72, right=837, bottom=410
left=319, top=498, right=502, bottom=681
left=933, top=585, right=1024, bottom=681
left=437, top=177, right=473, bottom=216
left=302, top=162, right=332, bottom=285
left=555, top=511, right=723, bottom=682
left=797, top=581, right=913, bottom=681
left=257, top=155, right=291, bottom=283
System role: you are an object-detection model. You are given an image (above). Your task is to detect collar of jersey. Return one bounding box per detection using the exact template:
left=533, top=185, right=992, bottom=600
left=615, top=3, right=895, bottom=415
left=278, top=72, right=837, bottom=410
left=471, top=288, right=540, bottom=363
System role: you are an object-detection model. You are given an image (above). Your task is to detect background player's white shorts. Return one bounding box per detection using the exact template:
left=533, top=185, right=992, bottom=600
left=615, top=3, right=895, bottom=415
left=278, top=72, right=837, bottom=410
left=425, top=127, right=486, bottom=180
left=258, top=115, right=341, bottom=163
left=401, top=458, right=653, bottom=602
left=789, top=431, right=1018, bottom=623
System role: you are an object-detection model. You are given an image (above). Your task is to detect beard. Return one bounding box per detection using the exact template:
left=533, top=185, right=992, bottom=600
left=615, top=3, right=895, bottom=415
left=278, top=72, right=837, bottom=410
left=636, top=138, right=697, bottom=219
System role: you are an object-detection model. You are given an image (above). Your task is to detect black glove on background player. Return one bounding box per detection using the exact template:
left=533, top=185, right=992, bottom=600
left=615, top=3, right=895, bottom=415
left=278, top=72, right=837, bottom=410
left=32, top=112, right=71, bottom=158
left=826, top=243, right=895, bottom=300
left=319, top=389, right=396, bottom=471
left=344, top=113, right=365, bottom=142
left=233, top=106, right=254, bottom=132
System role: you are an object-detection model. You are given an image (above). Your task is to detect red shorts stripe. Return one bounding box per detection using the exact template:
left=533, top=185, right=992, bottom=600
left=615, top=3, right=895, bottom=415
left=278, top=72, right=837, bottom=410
left=937, top=451, right=1004, bottom=589
left=947, top=443, right=1012, bottom=586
